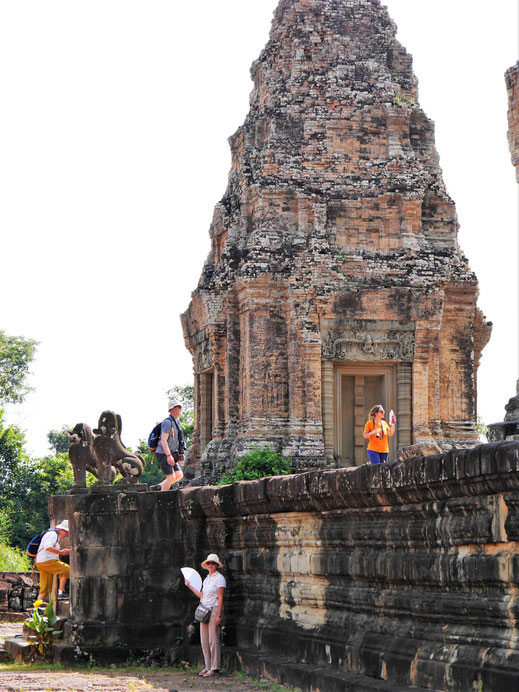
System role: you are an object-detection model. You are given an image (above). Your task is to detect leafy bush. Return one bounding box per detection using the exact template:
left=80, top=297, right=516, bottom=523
left=218, top=446, right=292, bottom=485
left=0, top=541, right=32, bottom=571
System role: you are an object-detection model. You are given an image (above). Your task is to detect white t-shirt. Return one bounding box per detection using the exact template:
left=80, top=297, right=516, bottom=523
left=36, top=530, right=60, bottom=563
left=200, top=571, right=226, bottom=609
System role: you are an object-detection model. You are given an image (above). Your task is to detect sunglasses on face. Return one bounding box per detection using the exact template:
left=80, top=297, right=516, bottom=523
left=207, top=561, right=217, bottom=566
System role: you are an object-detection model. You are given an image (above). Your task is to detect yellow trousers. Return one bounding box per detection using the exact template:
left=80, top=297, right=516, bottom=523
left=37, top=559, right=70, bottom=596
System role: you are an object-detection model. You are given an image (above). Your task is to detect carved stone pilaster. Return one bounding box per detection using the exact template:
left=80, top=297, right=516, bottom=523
left=321, top=360, right=335, bottom=463
left=397, top=362, right=413, bottom=446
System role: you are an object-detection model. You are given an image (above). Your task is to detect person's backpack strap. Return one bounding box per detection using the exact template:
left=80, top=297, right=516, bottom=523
left=28, top=528, right=59, bottom=560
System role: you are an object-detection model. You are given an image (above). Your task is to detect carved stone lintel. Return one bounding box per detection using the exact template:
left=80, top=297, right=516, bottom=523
left=322, top=322, right=415, bottom=361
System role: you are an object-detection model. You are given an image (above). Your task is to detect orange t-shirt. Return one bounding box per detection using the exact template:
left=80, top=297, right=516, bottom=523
left=364, top=419, right=390, bottom=453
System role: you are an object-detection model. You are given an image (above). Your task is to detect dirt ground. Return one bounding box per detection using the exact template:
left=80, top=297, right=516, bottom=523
left=0, top=622, right=293, bottom=692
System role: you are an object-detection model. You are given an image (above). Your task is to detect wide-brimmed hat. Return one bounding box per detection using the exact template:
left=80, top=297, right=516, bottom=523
left=168, top=399, right=182, bottom=411
left=55, top=520, right=69, bottom=532
left=201, top=553, right=222, bottom=569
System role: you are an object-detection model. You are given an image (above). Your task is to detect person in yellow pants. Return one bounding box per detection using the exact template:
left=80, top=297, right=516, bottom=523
left=35, top=520, right=70, bottom=602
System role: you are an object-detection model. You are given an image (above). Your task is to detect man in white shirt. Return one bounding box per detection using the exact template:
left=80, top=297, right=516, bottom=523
left=36, top=520, right=70, bottom=602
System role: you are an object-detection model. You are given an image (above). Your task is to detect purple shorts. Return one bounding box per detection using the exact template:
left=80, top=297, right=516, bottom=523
left=367, top=451, right=388, bottom=465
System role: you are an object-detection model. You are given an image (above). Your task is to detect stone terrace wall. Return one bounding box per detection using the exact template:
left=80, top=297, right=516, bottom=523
left=0, top=573, right=38, bottom=613
left=52, top=441, right=519, bottom=690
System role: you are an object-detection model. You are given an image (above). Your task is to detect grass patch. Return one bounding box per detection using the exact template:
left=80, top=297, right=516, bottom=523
left=235, top=670, right=301, bottom=691
left=0, top=662, right=66, bottom=672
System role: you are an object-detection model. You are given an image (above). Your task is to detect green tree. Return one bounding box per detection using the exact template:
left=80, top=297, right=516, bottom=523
left=0, top=411, right=75, bottom=549
left=0, top=331, right=38, bottom=404
left=0, top=410, right=34, bottom=547
left=47, top=425, right=71, bottom=456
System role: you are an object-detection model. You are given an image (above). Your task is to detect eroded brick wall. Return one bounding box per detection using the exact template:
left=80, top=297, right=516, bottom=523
left=54, top=441, right=519, bottom=690
left=506, top=61, right=519, bottom=182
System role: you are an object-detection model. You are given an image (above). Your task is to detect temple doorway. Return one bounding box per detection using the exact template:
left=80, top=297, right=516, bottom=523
left=332, top=363, right=397, bottom=466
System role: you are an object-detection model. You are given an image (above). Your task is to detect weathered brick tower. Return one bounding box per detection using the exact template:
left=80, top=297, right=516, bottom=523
left=182, top=0, right=491, bottom=480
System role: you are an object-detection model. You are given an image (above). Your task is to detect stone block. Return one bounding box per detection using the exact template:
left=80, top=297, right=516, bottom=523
left=496, top=442, right=519, bottom=474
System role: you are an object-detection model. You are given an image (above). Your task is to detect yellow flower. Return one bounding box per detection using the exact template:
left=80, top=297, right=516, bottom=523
left=33, top=600, right=44, bottom=608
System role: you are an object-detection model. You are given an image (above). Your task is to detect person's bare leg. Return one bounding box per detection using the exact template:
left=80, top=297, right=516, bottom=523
left=160, top=466, right=183, bottom=490
left=161, top=473, right=177, bottom=490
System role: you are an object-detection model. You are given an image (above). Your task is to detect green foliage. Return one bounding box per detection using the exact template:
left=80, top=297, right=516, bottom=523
left=478, top=416, right=488, bottom=439
left=0, top=331, right=38, bottom=404
left=218, top=446, right=293, bottom=485
left=0, top=411, right=75, bottom=549
left=235, top=671, right=301, bottom=691
left=169, top=576, right=181, bottom=593
left=0, top=541, right=32, bottom=571
left=166, top=383, right=194, bottom=409
left=136, top=443, right=165, bottom=486
left=47, top=425, right=71, bottom=456
left=25, top=599, right=59, bottom=657
left=394, top=90, right=412, bottom=106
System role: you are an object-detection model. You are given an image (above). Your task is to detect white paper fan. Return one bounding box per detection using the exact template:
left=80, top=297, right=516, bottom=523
left=181, top=566, right=202, bottom=592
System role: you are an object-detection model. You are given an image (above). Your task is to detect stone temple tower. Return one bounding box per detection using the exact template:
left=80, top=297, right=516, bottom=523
left=182, top=0, right=491, bottom=481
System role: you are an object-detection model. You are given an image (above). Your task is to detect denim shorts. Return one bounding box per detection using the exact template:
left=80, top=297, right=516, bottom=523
left=156, top=452, right=181, bottom=476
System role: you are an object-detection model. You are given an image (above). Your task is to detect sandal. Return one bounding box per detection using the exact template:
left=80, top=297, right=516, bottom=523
left=203, top=670, right=219, bottom=677
left=198, top=669, right=208, bottom=676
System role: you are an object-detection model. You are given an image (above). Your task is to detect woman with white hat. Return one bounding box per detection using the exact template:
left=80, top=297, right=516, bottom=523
left=184, top=553, right=226, bottom=678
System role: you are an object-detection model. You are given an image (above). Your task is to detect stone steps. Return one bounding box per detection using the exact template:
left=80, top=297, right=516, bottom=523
left=188, top=646, right=439, bottom=692
left=1, top=600, right=69, bottom=663
left=3, top=635, right=33, bottom=663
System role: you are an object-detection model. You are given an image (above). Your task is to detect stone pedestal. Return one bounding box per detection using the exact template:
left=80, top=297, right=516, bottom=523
left=52, top=488, right=189, bottom=653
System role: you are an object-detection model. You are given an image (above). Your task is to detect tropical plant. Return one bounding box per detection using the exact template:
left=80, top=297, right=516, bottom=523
left=218, top=446, right=293, bottom=485
left=25, top=599, right=59, bottom=657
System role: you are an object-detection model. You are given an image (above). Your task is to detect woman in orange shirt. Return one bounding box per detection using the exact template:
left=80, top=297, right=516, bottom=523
left=363, top=405, right=396, bottom=465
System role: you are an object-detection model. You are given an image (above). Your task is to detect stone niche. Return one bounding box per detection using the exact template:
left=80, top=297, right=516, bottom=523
left=182, top=0, right=491, bottom=482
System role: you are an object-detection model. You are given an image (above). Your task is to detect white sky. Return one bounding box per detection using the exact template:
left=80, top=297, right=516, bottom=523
left=0, top=0, right=517, bottom=457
